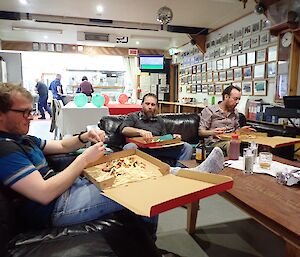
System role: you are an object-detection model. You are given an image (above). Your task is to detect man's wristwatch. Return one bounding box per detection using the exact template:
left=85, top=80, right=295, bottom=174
left=78, top=131, right=88, bottom=144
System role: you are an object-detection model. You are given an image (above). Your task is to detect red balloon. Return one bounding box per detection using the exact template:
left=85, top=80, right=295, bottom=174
left=102, top=94, right=110, bottom=106
left=118, top=93, right=128, bottom=104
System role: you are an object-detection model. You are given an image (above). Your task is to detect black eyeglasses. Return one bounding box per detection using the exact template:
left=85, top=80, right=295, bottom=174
left=8, top=108, right=34, bottom=118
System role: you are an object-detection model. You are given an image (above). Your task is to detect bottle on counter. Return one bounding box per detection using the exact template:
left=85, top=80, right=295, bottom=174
left=195, top=140, right=206, bottom=163
left=211, top=95, right=216, bottom=105
left=228, top=133, right=240, bottom=160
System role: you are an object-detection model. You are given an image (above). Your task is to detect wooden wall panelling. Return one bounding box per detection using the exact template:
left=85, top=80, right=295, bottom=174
left=289, top=35, right=300, bottom=95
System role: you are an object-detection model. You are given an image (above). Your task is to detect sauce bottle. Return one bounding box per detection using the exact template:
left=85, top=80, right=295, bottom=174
left=196, top=141, right=206, bottom=163
left=229, top=133, right=240, bottom=160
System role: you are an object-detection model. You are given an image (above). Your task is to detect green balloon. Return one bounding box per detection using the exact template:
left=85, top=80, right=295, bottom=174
left=92, top=93, right=105, bottom=108
left=74, top=93, right=88, bottom=107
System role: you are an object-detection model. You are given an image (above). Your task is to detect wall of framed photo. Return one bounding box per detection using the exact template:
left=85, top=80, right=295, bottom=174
left=175, top=13, right=279, bottom=114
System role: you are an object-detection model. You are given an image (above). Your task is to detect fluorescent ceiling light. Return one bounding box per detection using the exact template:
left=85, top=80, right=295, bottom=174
left=96, top=5, right=103, bottom=13
left=12, top=26, right=63, bottom=34
left=19, top=0, right=28, bottom=5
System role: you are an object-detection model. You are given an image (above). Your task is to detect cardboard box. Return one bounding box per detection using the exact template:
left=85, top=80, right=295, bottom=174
left=83, top=149, right=233, bottom=217
left=126, top=136, right=182, bottom=148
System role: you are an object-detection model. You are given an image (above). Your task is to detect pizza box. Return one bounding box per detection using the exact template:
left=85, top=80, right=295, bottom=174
left=219, top=132, right=300, bottom=148
left=83, top=149, right=233, bottom=217
left=126, top=135, right=182, bottom=148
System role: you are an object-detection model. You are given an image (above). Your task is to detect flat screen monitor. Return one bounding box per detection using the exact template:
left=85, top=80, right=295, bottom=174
left=139, top=55, right=164, bottom=70
left=283, top=96, right=300, bottom=109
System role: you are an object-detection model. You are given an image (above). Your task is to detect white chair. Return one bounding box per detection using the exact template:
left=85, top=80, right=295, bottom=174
left=50, top=99, right=62, bottom=140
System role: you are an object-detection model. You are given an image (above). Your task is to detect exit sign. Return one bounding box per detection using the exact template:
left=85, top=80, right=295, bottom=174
left=128, top=49, right=138, bottom=56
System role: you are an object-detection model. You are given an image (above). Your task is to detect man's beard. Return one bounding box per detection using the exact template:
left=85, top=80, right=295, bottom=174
left=144, top=110, right=155, bottom=118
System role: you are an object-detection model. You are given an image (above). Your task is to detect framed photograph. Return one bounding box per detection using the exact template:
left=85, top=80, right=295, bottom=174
left=207, top=72, right=213, bottom=82
left=202, top=84, right=208, bottom=93
left=226, top=44, right=232, bottom=55
left=187, top=75, right=192, bottom=84
left=192, top=74, right=197, bottom=84
left=196, top=73, right=201, bottom=83
left=247, top=52, right=255, bottom=65
left=47, top=43, right=55, bottom=52
left=242, top=81, right=253, bottom=96
left=39, top=43, right=47, bottom=51
left=232, top=42, right=241, bottom=53
left=192, top=65, right=197, bottom=74
left=196, top=65, right=201, bottom=73
left=222, top=33, right=229, bottom=43
left=254, top=64, right=265, bottom=78
left=208, top=84, right=215, bottom=95
left=214, top=48, right=220, bottom=58
left=201, top=63, right=207, bottom=72
left=268, top=46, right=277, bottom=62
left=213, top=71, right=219, bottom=82
left=259, top=32, right=269, bottom=45
left=215, top=84, right=223, bottom=95
left=256, top=49, right=267, bottom=63
left=216, top=37, right=222, bottom=45
left=261, top=19, right=271, bottom=30
left=196, top=84, right=202, bottom=93
left=254, top=80, right=267, bottom=96
left=206, top=41, right=211, bottom=49
left=267, top=62, right=277, bottom=78
left=219, top=71, right=226, bottom=81
left=223, top=57, right=230, bottom=69
left=243, top=25, right=252, bottom=37
left=202, top=73, right=207, bottom=82
left=252, top=21, right=261, bottom=34
left=220, top=46, right=226, bottom=56
left=234, top=68, right=242, bottom=81
left=227, top=69, right=234, bottom=81
left=234, top=29, right=243, bottom=40
left=230, top=55, right=238, bottom=67
left=243, top=66, right=252, bottom=80
left=238, top=54, right=246, bottom=66
left=32, top=42, right=39, bottom=51
left=211, top=40, right=216, bottom=47
left=251, top=35, right=259, bottom=48
left=211, top=61, right=216, bottom=71
left=207, top=61, right=212, bottom=71
left=55, top=44, right=63, bottom=52
left=191, top=85, right=197, bottom=93
left=228, top=32, right=234, bottom=42
left=242, top=38, right=251, bottom=50
left=209, top=50, right=215, bottom=59
left=217, top=59, right=223, bottom=70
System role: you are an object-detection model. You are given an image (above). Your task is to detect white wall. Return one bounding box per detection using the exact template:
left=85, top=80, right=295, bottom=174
left=0, top=51, right=23, bottom=84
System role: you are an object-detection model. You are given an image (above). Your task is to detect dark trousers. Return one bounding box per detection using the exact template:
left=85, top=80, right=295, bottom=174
left=38, top=95, right=52, bottom=118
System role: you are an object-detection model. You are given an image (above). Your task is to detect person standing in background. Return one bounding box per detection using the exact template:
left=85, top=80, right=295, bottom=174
left=35, top=79, right=52, bottom=119
left=79, top=76, right=94, bottom=96
left=49, top=74, right=66, bottom=105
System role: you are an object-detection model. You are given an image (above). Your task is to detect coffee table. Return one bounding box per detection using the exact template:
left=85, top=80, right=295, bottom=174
left=180, top=156, right=300, bottom=257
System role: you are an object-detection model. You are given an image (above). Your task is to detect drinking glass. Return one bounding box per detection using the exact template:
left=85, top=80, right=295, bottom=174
left=259, top=152, right=273, bottom=169
left=243, top=148, right=254, bottom=174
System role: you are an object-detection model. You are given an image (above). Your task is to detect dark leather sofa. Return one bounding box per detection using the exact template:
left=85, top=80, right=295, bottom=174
left=0, top=154, right=163, bottom=257
left=98, top=113, right=201, bottom=164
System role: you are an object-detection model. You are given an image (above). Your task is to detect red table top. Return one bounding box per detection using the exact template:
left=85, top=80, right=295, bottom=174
left=107, top=103, right=142, bottom=115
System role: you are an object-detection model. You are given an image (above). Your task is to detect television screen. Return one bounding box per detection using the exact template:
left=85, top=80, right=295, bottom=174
left=139, top=55, right=164, bottom=70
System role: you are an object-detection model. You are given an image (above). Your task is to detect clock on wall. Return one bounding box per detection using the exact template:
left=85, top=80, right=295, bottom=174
left=281, top=31, right=292, bottom=48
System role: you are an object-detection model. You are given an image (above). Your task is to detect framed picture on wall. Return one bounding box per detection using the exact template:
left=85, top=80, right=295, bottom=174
left=219, top=71, right=226, bottom=81
left=222, top=34, right=229, bottom=43
left=191, top=85, right=197, bottom=93
left=207, top=72, right=213, bottom=82
left=243, top=25, right=252, bottom=37
left=208, top=84, right=215, bottom=95
left=202, top=84, right=208, bottom=93
left=32, top=42, right=39, bottom=51
left=227, top=69, right=234, bottom=80
left=213, top=71, right=219, bottom=82
left=230, top=55, right=238, bottom=67
left=238, top=54, right=246, bottom=66
left=232, top=42, right=241, bottom=53
left=256, top=49, right=266, bottom=63
left=228, top=32, right=234, bottom=41
left=215, top=84, right=223, bottom=95
left=242, top=38, right=251, bottom=50
left=196, top=84, right=202, bottom=93
left=214, top=48, right=220, bottom=58
left=47, top=43, right=55, bottom=52
left=192, top=65, right=197, bottom=74
left=201, top=73, right=207, bottom=82
left=234, top=29, right=243, bottom=40
left=254, top=64, right=265, bottom=78
left=252, top=21, right=261, bottom=34
left=247, top=52, right=255, bottom=65
left=192, top=74, right=197, bottom=84
left=55, top=44, right=63, bottom=52
left=39, top=43, right=47, bottom=51
left=268, top=46, right=277, bottom=62
left=220, top=46, right=226, bottom=56
left=261, top=19, right=271, bottom=30
left=251, top=35, right=259, bottom=48
left=226, top=44, right=233, bottom=55
left=259, top=32, right=269, bottom=45
left=234, top=68, right=242, bottom=81
left=242, top=81, right=253, bottom=95
left=196, top=73, right=201, bottom=83
left=267, top=62, right=277, bottom=78
left=207, top=61, right=212, bottom=71
left=223, top=57, right=230, bottom=69
left=254, top=80, right=267, bottom=96
left=217, top=59, right=223, bottom=70
left=243, top=66, right=252, bottom=80
left=202, top=63, right=207, bottom=72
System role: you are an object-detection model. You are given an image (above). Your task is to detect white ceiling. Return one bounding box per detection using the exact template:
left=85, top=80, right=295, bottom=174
left=0, top=0, right=256, bottom=50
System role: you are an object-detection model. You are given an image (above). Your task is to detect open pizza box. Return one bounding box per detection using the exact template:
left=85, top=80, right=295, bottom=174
left=219, top=132, right=300, bottom=148
left=83, top=149, right=233, bottom=217
left=126, top=135, right=183, bottom=149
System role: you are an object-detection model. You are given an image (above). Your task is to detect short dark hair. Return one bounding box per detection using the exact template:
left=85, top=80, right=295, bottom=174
left=222, top=85, right=241, bottom=100
left=82, top=76, right=88, bottom=81
left=0, top=83, right=33, bottom=113
left=141, top=93, right=157, bottom=104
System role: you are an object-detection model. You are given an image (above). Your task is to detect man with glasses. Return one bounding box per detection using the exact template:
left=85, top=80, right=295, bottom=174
left=198, top=85, right=254, bottom=156
left=120, top=93, right=193, bottom=165
left=0, top=83, right=157, bottom=234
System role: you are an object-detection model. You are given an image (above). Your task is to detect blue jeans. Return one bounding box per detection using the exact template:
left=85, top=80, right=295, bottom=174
left=38, top=95, right=52, bottom=118
left=123, top=142, right=193, bottom=166
left=52, top=177, right=158, bottom=228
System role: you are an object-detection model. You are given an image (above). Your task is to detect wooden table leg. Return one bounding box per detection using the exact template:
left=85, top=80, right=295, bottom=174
left=186, top=200, right=199, bottom=234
